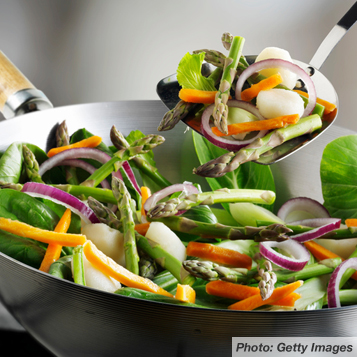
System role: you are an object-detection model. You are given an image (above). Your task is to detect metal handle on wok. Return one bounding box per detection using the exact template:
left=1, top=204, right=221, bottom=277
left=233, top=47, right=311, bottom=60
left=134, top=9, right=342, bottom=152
left=0, top=51, right=52, bottom=119
left=309, top=1, right=357, bottom=70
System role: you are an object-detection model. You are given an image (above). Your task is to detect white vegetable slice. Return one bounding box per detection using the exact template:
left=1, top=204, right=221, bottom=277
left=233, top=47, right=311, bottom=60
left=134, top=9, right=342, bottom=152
left=255, top=47, right=298, bottom=89
left=316, top=238, right=357, bottom=260
left=145, top=222, right=186, bottom=262
left=256, top=89, right=305, bottom=119
left=82, top=223, right=125, bottom=267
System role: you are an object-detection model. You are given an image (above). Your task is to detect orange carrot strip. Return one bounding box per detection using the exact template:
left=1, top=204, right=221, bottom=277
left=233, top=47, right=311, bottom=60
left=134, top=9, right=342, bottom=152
left=179, top=88, right=218, bottom=104
left=134, top=222, right=151, bottom=236
left=186, top=241, right=252, bottom=269
left=211, top=114, right=299, bottom=137
left=345, top=218, right=357, bottom=228
left=304, top=240, right=357, bottom=280
left=47, top=136, right=102, bottom=158
left=241, top=73, right=283, bottom=102
left=175, top=284, right=196, bottom=303
left=293, top=90, right=336, bottom=115
left=83, top=240, right=173, bottom=297
left=0, top=217, right=86, bottom=246
left=140, top=186, right=151, bottom=218
left=39, top=208, right=72, bottom=273
left=206, top=280, right=300, bottom=307
left=228, top=280, right=303, bottom=311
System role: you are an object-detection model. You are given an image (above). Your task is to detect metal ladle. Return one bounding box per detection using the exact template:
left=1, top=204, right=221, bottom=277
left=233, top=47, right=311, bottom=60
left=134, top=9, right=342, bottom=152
left=156, top=1, right=357, bottom=165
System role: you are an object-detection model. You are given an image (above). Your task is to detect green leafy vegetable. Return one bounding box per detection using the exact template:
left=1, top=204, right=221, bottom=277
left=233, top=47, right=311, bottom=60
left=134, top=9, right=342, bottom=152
left=321, top=135, right=357, bottom=221
left=177, top=52, right=216, bottom=91
left=0, top=142, right=23, bottom=183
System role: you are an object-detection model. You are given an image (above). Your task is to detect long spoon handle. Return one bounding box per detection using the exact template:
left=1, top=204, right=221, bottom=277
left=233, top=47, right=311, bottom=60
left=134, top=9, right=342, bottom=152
left=309, top=1, right=357, bottom=70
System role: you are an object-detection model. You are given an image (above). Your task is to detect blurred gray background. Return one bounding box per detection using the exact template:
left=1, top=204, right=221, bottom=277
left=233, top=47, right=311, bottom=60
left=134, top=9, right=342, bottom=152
left=0, top=0, right=356, bottom=130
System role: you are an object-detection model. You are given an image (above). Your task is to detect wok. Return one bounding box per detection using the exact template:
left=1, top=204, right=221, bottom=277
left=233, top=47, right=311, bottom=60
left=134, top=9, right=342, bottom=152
left=0, top=48, right=356, bottom=357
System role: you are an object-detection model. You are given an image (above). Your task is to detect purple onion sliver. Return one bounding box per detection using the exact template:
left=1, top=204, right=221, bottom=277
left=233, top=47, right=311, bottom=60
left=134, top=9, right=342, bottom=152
left=327, top=258, right=357, bottom=308
left=288, top=217, right=341, bottom=228
left=290, top=220, right=341, bottom=243
left=201, top=100, right=268, bottom=152
left=122, top=161, right=141, bottom=195
left=21, top=182, right=100, bottom=224
left=259, top=239, right=310, bottom=271
left=235, top=58, right=317, bottom=117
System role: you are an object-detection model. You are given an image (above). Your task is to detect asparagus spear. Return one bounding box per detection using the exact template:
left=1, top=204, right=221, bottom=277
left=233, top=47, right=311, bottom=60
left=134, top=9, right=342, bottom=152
left=22, top=145, right=45, bottom=183
left=87, top=196, right=121, bottom=230
left=194, top=114, right=322, bottom=177
left=257, top=261, right=277, bottom=300
left=138, top=250, right=158, bottom=280
left=81, top=133, right=165, bottom=187
left=110, top=125, right=171, bottom=189
left=213, top=35, right=245, bottom=134
left=112, top=176, right=140, bottom=275
left=147, top=188, right=276, bottom=219
left=221, top=32, right=233, bottom=50
left=192, top=49, right=227, bottom=68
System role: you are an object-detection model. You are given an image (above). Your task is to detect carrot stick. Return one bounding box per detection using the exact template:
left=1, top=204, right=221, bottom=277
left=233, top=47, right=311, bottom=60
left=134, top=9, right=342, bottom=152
left=211, top=114, right=299, bottom=137
left=47, top=136, right=102, bottom=158
left=39, top=208, right=72, bottom=273
left=293, top=90, right=336, bottom=115
left=304, top=240, right=357, bottom=280
left=175, top=284, right=196, bottom=303
left=134, top=222, right=151, bottom=236
left=241, top=73, right=283, bottom=102
left=186, top=241, right=252, bottom=269
left=178, top=88, right=218, bottom=104
left=0, top=217, right=86, bottom=246
left=140, top=186, right=151, bottom=218
left=228, top=280, right=303, bottom=311
left=83, top=240, right=173, bottom=297
left=206, top=280, right=300, bottom=307
left=345, top=218, right=357, bottom=228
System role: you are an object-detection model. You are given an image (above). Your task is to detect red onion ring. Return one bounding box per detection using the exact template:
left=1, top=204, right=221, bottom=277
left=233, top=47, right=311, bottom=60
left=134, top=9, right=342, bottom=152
left=277, top=197, right=330, bottom=223
left=288, top=217, right=341, bottom=227
left=53, top=159, right=110, bottom=189
left=21, top=182, right=100, bottom=224
left=327, top=258, right=357, bottom=308
left=143, top=182, right=199, bottom=213
left=259, top=239, right=310, bottom=271
left=235, top=58, right=317, bottom=117
left=122, top=161, right=141, bottom=195
left=201, top=100, right=268, bottom=152
left=289, top=219, right=341, bottom=243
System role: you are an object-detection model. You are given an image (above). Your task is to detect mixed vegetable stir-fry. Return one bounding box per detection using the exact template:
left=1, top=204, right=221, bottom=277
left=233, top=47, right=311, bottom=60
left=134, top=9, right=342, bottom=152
left=0, top=114, right=357, bottom=311
left=158, top=32, right=337, bottom=177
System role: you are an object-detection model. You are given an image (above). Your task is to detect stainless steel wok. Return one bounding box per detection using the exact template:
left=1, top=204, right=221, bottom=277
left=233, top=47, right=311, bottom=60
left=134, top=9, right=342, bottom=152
left=0, top=99, right=356, bottom=357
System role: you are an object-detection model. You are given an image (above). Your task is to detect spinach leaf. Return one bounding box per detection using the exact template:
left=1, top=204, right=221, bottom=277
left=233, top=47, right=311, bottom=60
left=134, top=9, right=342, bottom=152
left=49, top=255, right=73, bottom=280
left=0, top=142, right=23, bottom=183
left=192, top=131, right=276, bottom=211
left=321, top=135, right=357, bottom=221
left=0, top=189, right=59, bottom=230
left=0, top=230, right=45, bottom=268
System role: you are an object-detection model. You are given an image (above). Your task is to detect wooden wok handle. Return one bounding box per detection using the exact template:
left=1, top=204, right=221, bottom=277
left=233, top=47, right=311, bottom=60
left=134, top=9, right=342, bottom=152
left=0, top=51, right=52, bottom=119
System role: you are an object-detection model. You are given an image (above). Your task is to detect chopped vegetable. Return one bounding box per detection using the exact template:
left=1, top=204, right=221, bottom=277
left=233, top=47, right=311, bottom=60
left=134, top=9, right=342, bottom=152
left=186, top=241, right=252, bottom=269
left=346, top=218, right=357, bottom=228
left=175, top=284, right=196, bottom=303
left=140, top=186, right=151, bottom=219
left=0, top=217, right=86, bottom=246
left=241, top=73, right=283, bottom=102
left=83, top=240, right=173, bottom=297
left=228, top=280, right=303, bottom=310
left=293, top=89, right=336, bottom=115
left=178, top=88, right=218, bottom=104
left=47, top=136, right=102, bottom=158
left=211, top=114, right=299, bottom=137
left=39, top=208, right=72, bottom=273
left=134, top=222, right=151, bottom=236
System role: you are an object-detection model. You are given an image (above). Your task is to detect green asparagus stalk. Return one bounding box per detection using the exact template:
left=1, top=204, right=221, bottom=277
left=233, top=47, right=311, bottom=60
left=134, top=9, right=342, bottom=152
left=213, top=35, right=245, bottom=134
left=192, top=49, right=226, bottom=68
left=194, top=114, right=322, bottom=177
left=87, top=196, right=121, bottom=230
left=56, top=120, right=80, bottom=185
left=22, top=145, right=45, bottom=183
left=81, top=133, right=165, bottom=187
left=112, top=176, right=140, bottom=275
left=221, top=32, right=233, bottom=50
left=138, top=250, right=158, bottom=280
left=147, top=188, right=276, bottom=219
left=72, top=246, right=86, bottom=286
left=110, top=125, right=171, bottom=189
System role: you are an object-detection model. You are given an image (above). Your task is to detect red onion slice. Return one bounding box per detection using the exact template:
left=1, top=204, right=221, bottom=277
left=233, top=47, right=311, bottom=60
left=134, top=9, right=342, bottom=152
left=122, top=161, right=141, bottom=195
left=290, top=219, right=341, bottom=243
left=54, top=159, right=110, bottom=189
left=288, top=217, right=341, bottom=227
left=277, top=197, right=330, bottom=223
left=143, top=182, right=199, bottom=213
left=21, top=182, right=100, bottom=224
left=259, top=239, right=310, bottom=271
left=327, top=258, right=357, bottom=308
left=235, top=58, right=317, bottom=117
left=201, top=100, right=268, bottom=152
